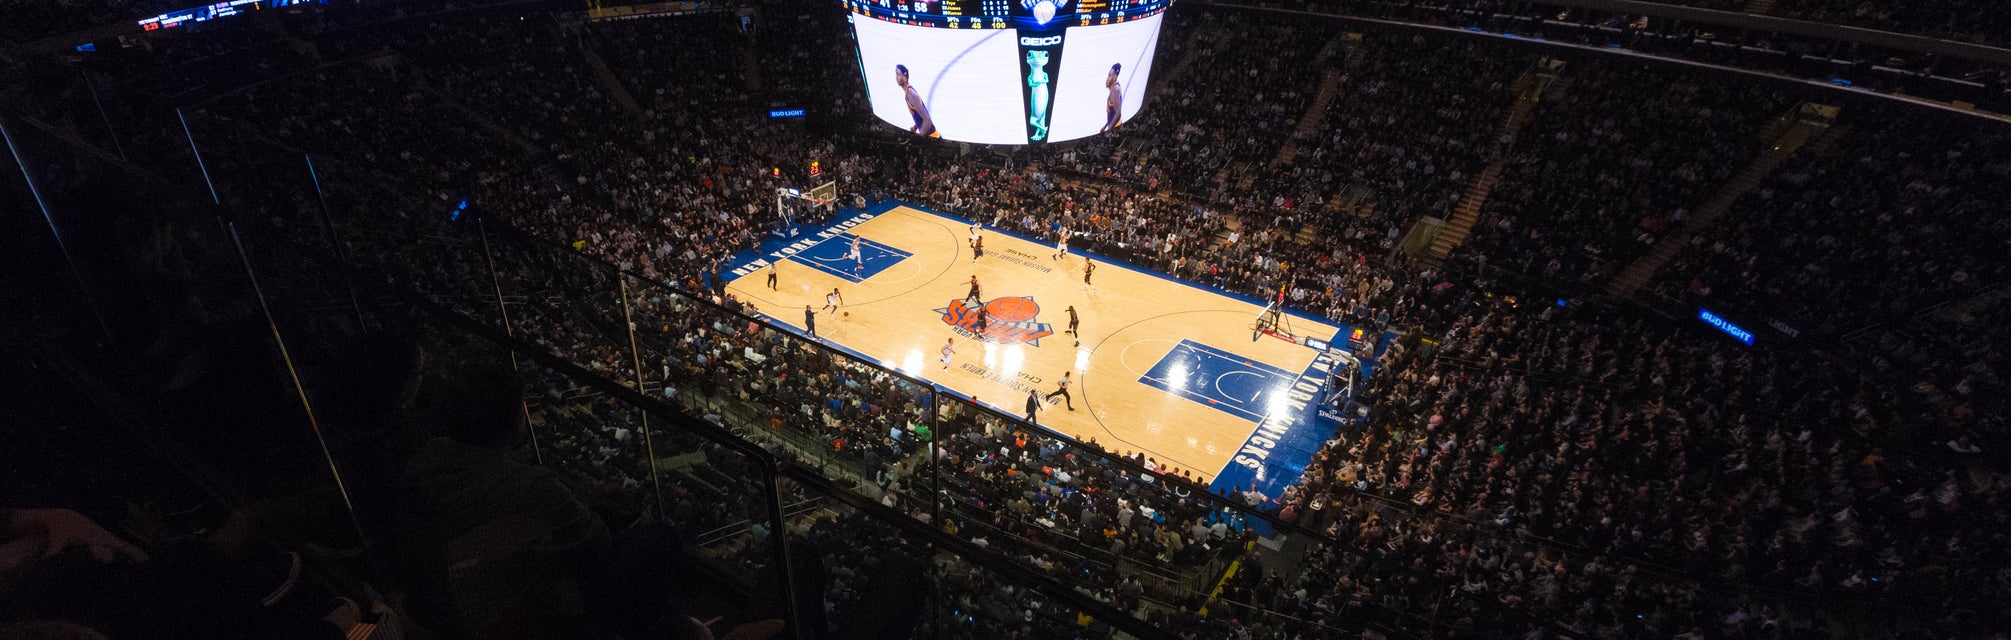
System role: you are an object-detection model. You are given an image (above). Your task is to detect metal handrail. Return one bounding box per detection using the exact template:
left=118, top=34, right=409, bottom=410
left=695, top=497, right=825, bottom=547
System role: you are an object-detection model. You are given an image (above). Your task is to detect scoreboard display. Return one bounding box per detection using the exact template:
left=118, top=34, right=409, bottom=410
left=874, top=0, right=1014, bottom=20
left=841, top=0, right=1166, bottom=28
left=843, top=0, right=1171, bottom=144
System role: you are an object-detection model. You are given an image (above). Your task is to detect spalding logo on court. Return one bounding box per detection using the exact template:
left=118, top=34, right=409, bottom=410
left=935, top=297, right=1054, bottom=346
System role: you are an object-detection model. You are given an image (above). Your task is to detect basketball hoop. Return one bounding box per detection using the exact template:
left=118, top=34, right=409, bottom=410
left=775, top=181, right=839, bottom=237
left=1252, top=299, right=1296, bottom=343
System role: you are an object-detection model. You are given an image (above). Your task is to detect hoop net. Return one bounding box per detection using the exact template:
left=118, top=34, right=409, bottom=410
left=1253, top=299, right=1297, bottom=343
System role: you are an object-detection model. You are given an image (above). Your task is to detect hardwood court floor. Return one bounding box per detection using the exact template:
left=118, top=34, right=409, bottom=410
left=725, top=206, right=1339, bottom=484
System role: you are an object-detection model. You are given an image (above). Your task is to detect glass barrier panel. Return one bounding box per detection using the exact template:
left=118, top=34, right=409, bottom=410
left=780, top=476, right=1139, bottom=640
left=391, top=264, right=802, bottom=637
left=930, top=394, right=1246, bottom=600
left=623, top=284, right=939, bottom=502
left=919, top=531, right=1125, bottom=640
left=490, top=234, right=639, bottom=382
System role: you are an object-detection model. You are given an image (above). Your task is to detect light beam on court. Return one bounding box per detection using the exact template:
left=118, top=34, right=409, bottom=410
left=1265, top=384, right=1293, bottom=417
left=1165, top=362, right=1189, bottom=395
left=1074, top=347, right=1091, bottom=373
left=1000, top=344, right=1026, bottom=380
left=901, top=349, right=924, bottom=375
left=983, top=341, right=1000, bottom=369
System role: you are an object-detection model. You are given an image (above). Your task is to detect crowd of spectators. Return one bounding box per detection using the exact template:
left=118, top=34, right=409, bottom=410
left=1655, top=106, right=2011, bottom=336
left=1290, top=32, right=1512, bottom=230
left=746, top=2, right=861, bottom=110
left=1326, top=0, right=2011, bottom=47
left=1651, top=102, right=2009, bottom=458
left=1095, top=10, right=1323, bottom=196
left=1279, top=296, right=2010, bottom=636
left=1767, top=0, right=2011, bottom=47
left=17, top=0, right=2011, bottom=638
left=18, top=0, right=2011, bottom=51
left=1456, top=63, right=1792, bottom=287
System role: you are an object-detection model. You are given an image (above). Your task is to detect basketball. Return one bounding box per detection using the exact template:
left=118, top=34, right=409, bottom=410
left=844, top=312, right=850, bottom=317
left=986, top=296, right=1039, bottom=323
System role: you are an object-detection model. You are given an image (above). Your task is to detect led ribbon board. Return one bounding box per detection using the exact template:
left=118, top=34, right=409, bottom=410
left=139, top=0, right=321, bottom=31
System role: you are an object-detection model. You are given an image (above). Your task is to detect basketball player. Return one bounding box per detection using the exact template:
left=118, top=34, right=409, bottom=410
left=1044, top=371, right=1074, bottom=410
left=965, top=275, right=982, bottom=306
left=765, top=262, right=778, bottom=290
left=1065, top=304, right=1079, bottom=345
left=940, top=338, right=956, bottom=371
left=896, top=64, right=938, bottom=137
left=971, top=235, right=985, bottom=263
left=1102, top=63, right=1124, bottom=134
left=974, top=303, right=990, bottom=337
left=1081, top=259, right=1097, bottom=291
left=823, top=287, right=843, bottom=313
left=1052, top=229, right=1069, bottom=261
left=848, top=235, right=864, bottom=272
left=969, top=221, right=983, bottom=248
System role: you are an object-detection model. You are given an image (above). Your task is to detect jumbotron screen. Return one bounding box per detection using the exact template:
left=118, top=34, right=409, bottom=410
left=842, top=0, right=1170, bottom=144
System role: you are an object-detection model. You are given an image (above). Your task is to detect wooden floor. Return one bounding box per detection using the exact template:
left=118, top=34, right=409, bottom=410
left=725, top=206, right=1339, bottom=484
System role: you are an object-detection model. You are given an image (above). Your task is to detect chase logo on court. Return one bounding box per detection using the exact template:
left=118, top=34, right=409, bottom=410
left=936, top=297, right=1054, bottom=346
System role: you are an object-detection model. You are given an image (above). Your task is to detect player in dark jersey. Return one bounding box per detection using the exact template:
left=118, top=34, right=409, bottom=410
left=1065, top=304, right=1080, bottom=346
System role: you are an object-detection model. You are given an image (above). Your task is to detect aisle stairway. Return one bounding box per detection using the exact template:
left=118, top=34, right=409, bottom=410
left=1607, top=115, right=1843, bottom=299
left=416, top=77, right=541, bottom=158
left=1422, top=67, right=1555, bottom=260
left=1158, top=14, right=1216, bottom=97
left=576, top=35, right=645, bottom=119
left=737, top=31, right=764, bottom=95
left=1269, top=35, right=1352, bottom=169
left=1175, top=19, right=1245, bottom=200
left=1269, top=69, right=1343, bottom=170
left=1423, top=162, right=1507, bottom=259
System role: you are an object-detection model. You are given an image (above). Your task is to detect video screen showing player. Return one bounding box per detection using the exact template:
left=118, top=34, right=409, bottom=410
left=1046, top=13, right=1162, bottom=141
left=1103, top=63, right=1123, bottom=133
left=852, top=15, right=1030, bottom=144
left=896, top=64, right=938, bottom=137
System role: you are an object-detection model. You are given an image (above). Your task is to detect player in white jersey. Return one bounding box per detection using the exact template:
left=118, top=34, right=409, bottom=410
left=1102, top=63, right=1124, bottom=133
left=1052, top=228, right=1069, bottom=261
left=939, top=338, right=956, bottom=370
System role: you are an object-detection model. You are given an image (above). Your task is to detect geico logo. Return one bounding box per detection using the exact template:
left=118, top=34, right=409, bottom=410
left=1019, top=35, right=1062, bottom=46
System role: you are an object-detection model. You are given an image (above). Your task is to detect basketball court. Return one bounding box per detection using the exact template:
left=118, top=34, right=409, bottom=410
left=723, top=203, right=1366, bottom=497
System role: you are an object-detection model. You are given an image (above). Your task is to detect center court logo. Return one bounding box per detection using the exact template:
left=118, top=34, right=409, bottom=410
left=935, top=296, right=1054, bottom=346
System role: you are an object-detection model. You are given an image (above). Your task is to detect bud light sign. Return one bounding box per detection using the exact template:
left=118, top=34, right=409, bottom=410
left=1698, top=308, right=1755, bottom=346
